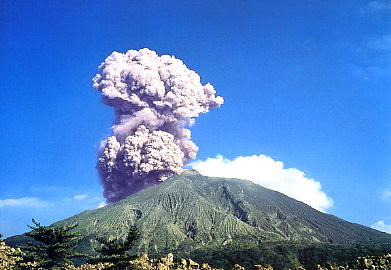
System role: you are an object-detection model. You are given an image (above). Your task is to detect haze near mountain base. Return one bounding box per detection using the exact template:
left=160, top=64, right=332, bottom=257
left=93, top=48, right=223, bottom=202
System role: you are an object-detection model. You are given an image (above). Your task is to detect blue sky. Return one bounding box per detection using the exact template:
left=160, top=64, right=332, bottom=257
left=0, top=0, right=390, bottom=237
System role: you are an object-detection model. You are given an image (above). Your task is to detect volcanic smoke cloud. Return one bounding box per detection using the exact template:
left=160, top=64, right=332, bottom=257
left=93, top=48, right=224, bottom=202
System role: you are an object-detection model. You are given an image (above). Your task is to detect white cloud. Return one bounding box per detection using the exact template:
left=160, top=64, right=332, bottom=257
left=0, top=197, right=51, bottom=208
left=381, top=189, right=391, bottom=200
left=97, top=201, right=107, bottom=208
left=367, top=1, right=391, bottom=12
left=190, top=155, right=333, bottom=212
left=371, top=220, right=391, bottom=233
left=73, top=194, right=88, bottom=201
left=359, top=1, right=391, bottom=19
left=367, top=35, right=391, bottom=51
left=30, top=185, right=57, bottom=192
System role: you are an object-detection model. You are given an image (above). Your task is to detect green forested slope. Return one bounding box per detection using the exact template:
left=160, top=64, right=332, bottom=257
left=7, top=170, right=391, bottom=269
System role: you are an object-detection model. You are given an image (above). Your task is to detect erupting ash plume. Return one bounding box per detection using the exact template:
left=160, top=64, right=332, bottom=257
left=93, top=48, right=224, bottom=202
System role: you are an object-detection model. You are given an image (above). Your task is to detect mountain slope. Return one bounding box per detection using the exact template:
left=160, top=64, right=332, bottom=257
left=7, top=170, right=391, bottom=268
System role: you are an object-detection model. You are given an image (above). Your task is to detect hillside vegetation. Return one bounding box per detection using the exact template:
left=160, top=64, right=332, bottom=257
left=6, top=170, right=391, bottom=269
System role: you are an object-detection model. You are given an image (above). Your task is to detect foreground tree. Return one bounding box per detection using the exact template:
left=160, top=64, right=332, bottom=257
left=19, top=219, right=85, bottom=269
left=89, top=226, right=140, bottom=269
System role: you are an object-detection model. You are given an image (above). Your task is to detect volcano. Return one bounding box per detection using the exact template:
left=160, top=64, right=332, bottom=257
left=7, top=170, right=391, bottom=269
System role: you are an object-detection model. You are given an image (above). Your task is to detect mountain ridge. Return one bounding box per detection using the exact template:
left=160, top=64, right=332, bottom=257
left=6, top=170, right=391, bottom=269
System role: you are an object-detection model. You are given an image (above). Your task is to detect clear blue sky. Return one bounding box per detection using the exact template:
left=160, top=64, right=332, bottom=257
left=0, top=0, right=390, bottom=237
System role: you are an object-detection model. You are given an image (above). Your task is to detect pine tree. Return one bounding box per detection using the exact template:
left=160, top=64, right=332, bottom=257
left=89, top=226, right=140, bottom=269
left=19, top=219, right=85, bottom=269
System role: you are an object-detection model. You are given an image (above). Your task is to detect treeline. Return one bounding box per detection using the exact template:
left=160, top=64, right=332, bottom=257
left=2, top=220, right=391, bottom=270
left=1, top=219, right=140, bottom=270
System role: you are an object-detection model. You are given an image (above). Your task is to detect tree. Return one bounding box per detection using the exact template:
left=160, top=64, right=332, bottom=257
left=89, top=226, right=140, bottom=269
left=19, top=219, right=85, bottom=269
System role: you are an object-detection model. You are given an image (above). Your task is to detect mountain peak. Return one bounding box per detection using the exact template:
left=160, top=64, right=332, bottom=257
left=180, top=169, right=200, bottom=176
left=7, top=173, right=391, bottom=269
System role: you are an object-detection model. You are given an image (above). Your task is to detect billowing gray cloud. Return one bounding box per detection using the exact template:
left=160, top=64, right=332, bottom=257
left=94, top=48, right=223, bottom=202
